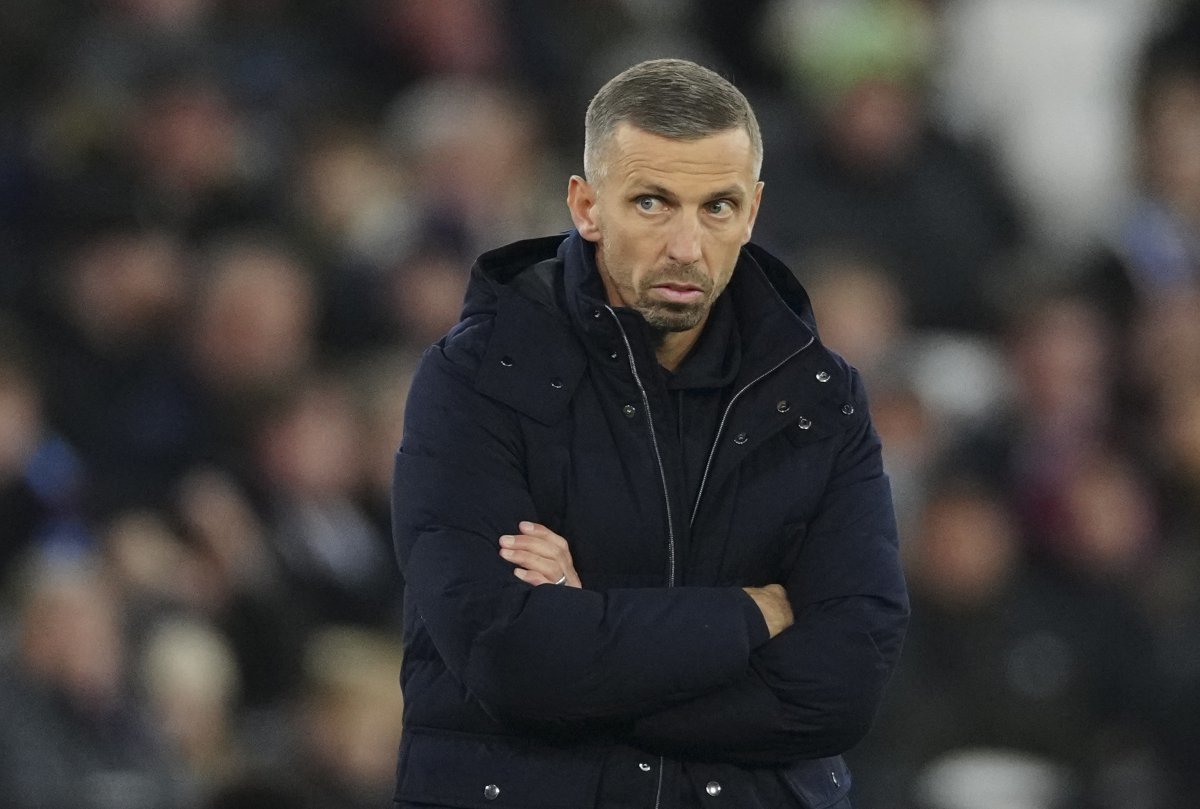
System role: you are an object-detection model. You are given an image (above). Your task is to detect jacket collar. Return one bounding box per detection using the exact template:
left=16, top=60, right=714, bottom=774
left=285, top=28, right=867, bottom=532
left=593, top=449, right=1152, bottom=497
left=563, top=230, right=816, bottom=383
left=665, top=292, right=739, bottom=390
left=727, top=242, right=819, bottom=383
left=464, top=230, right=818, bottom=383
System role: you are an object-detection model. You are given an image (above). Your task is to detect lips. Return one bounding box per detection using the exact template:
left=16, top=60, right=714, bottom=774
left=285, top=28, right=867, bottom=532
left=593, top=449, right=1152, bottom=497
left=650, top=282, right=705, bottom=303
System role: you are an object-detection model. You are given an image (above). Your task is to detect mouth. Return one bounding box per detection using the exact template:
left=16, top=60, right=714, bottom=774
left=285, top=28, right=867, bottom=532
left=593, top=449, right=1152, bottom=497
left=649, top=283, right=706, bottom=304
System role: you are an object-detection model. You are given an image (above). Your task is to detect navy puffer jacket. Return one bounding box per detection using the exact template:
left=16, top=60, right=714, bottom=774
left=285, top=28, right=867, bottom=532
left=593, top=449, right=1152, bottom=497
left=392, top=231, right=909, bottom=809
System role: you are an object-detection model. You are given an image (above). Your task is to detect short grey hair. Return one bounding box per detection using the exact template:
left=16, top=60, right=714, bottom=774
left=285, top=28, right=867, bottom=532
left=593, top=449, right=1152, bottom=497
left=583, top=58, right=763, bottom=183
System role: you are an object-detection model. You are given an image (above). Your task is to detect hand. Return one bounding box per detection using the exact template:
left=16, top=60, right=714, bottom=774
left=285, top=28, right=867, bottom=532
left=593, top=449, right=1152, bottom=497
left=742, top=584, right=794, bottom=638
left=499, top=521, right=582, bottom=588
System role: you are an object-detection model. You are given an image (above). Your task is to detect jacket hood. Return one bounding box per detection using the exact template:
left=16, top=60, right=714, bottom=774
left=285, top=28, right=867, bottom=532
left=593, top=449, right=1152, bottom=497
left=460, top=233, right=569, bottom=321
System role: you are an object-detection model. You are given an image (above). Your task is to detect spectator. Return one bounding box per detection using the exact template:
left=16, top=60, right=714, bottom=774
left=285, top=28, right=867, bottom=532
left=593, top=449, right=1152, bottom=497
left=187, top=233, right=320, bottom=472
left=173, top=467, right=309, bottom=711
left=945, top=291, right=1124, bottom=557
left=383, top=75, right=569, bottom=260
left=0, top=546, right=187, bottom=809
left=290, top=627, right=405, bottom=809
left=36, top=228, right=199, bottom=515
left=139, top=616, right=243, bottom=800
left=250, top=373, right=401, bottom=629
left=1083, top=4, right=1200, bottom=328
left=756, top=0, right=1024, bottom=332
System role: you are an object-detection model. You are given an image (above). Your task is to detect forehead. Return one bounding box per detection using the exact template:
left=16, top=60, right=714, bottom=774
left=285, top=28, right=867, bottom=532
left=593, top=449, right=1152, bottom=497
left=603, top=123, right=758, bottom=194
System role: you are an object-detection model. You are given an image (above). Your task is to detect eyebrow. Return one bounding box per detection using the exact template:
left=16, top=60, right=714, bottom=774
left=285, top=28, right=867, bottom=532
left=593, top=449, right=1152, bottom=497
left=708, top=186, right=746, bottom=203
left=634, top=183, right=746, bottom=204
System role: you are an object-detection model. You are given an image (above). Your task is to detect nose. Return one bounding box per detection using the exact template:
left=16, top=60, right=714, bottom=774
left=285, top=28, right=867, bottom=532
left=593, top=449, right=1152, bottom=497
left=665, top=213, right=702, bottom=265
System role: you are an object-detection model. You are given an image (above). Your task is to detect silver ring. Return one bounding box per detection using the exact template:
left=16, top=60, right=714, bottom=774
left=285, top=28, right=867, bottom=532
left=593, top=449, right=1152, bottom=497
left=552, top=573, right=568, bottom=586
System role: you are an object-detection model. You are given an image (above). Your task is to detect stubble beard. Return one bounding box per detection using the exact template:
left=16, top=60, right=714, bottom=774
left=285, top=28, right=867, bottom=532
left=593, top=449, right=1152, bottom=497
left=640, top=300, right=706, bottom=335
left=633, top=263, right=715, bottom=334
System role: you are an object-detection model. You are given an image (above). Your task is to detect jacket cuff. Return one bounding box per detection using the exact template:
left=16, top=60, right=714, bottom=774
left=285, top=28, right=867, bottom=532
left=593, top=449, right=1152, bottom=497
left=740, top=589, right=771, bottom=649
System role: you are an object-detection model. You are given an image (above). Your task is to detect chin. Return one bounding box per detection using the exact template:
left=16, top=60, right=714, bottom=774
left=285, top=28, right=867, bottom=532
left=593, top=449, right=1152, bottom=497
left=643, top=307, right=706, bottom=333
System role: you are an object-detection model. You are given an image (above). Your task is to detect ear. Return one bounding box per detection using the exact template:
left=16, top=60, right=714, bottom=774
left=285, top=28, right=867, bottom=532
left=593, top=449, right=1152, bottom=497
left=742, top=181, right=765, bottom=245
left=567, top=175, right=602, bottom=243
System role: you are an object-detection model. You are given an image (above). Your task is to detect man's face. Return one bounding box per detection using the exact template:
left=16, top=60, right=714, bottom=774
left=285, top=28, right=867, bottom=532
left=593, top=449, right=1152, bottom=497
left=568, top=124, right=763, bottom=335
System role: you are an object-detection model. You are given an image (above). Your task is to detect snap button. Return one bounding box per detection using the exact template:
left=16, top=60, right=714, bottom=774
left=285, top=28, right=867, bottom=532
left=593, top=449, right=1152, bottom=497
left=842, top=403, right=855, bottom=415
left=550, top=377, right=564, bottom=389
left=609, top=350, right=620, bottom=361
left=484, top=783, right=500, bottom=800
left=776, top=400, right=790, bottom=413
left=592, top=308, right=602, bottom=319
left=706, top=780, right=722, bottom=796
left=638, top=762, right=652, bottom=772
left=622, top=404, right=637, bottom=418
left=733, top=432, right=748, bottom=445
left=797, top=417, right=812, bottom=430
left=500, top=356, right=514, bottom=367
left=816, top=371, right=830, bottom=382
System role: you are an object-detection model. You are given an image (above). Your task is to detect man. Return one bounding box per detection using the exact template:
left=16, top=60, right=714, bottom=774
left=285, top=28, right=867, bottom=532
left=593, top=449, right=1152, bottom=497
left=392, top=59, right=908, bottom=808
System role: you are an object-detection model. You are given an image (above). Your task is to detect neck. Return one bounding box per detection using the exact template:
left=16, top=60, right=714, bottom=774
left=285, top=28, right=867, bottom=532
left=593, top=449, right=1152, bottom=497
left=653, top=321, right=706, bottom=372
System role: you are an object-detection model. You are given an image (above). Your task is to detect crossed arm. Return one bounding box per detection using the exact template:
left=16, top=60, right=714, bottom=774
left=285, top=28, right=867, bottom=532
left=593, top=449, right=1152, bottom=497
left=499, top=521, right=796, bottom=639
left=395, top=344, right=908, bottom=764
left=492, top=522, right=901, bottom=765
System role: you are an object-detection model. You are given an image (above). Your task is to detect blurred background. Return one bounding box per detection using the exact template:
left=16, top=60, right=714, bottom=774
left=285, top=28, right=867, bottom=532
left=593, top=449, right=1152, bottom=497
left=1, top=1, right=1199, bottom=807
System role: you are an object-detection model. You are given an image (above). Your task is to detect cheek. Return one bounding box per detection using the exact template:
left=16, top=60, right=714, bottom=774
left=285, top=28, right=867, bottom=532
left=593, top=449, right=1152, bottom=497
left=597, top=235, right=636, bottom=292
left=705, top=236, right=743, bottom=281
left=606, top=230, right=655, bottom=271
left=713, top=264, right=736, bottom=296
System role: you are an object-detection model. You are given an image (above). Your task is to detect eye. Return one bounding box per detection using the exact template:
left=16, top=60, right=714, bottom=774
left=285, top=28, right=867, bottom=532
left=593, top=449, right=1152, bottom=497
left=706, top=200, right=734, bottom=216
left=635, top=195, right=664, bottom=213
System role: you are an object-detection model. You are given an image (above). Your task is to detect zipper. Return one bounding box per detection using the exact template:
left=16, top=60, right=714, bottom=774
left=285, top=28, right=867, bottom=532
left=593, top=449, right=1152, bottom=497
left=653, top=756, right=665, bottom=809
left=689, top=334, right=815, bottom=527
left=606, top=306, right=677, bottom=587
left=607, top=309, right=673, bottom=809
left=606, top=311, right=812, bottom=809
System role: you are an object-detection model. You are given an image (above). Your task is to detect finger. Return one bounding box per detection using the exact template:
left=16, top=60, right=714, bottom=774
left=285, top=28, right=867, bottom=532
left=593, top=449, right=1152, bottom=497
left=518, top=521, right=569, bottom=550
left=514, top=567, right=555, bottom=586
left=499, top=533, right=563, bottom=562
left=500, top=547, right=564, bottom=581
left=514, top=566, right=582, bottom=588
left=515, top=567, right=583, bottom=589
left=501, top=533, right=574, bottom=568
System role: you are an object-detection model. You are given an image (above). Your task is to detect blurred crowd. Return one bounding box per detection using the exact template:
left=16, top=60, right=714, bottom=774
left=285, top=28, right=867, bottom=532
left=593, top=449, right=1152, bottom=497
left=1, top=1, right=1199, bottom=808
